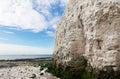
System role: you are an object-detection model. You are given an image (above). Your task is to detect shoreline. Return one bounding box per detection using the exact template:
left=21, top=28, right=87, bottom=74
left=0, top=57, right=52, bottom=61
left=0, top=57, right=52, bottom=69
left=0, top=54, right=52, bottom=61
left=0, top=58, right=59, bottom=79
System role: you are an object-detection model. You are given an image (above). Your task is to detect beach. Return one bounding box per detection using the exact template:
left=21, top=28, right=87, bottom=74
left=0, top=59, right=59, bottom=79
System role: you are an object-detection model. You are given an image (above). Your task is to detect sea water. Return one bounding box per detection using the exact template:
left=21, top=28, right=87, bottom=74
left=0, top=54, right=52, bottom=60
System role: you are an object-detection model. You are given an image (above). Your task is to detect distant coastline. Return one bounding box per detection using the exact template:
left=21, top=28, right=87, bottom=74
left=0, top=54, right=52, bottom=60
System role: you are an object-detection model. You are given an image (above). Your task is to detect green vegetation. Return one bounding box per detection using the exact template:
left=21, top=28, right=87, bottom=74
left=41, top=61, right=98, bottom=79
left=31, top=60, right=51, bottom=67
left=42, top=61, right=120, bottom=79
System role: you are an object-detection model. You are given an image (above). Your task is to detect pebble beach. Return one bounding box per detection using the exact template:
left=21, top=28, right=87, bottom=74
left=0, top=60, right=59, bottom=79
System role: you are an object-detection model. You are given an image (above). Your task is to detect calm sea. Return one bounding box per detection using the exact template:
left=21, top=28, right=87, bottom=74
left=0, top=54, right=52, bottom=60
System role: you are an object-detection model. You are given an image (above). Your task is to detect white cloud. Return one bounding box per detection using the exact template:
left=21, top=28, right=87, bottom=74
left=34, top=0, right=69, bottom=16
left=49, top=16, right=60, bottom=29
left=34, top=0, right=55, bottom=16
left=0, top=0, right=69, bottom=32
left=0, top=43, right=53, bottom=55
left=46, top=31, right=54, bottom=37
left=0, top=0, right=47, bottom=32
left=0, top=30, right=14, bottom=34
left=0, top=37, right=8, bottom=41
left=34, top=0, right=69, bottom=29
left=60, top=0, right=69, bottom=7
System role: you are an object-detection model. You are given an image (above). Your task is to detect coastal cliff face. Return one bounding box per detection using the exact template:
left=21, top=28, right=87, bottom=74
left=53, top=0, right=120, bottom=72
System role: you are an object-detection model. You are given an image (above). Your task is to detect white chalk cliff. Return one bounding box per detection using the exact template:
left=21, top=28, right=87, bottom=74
left=53, top=0, right=120, bottom=71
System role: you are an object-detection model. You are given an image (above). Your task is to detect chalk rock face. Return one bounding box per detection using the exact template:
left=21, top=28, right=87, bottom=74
left=53, top=0, right=120, bottom=70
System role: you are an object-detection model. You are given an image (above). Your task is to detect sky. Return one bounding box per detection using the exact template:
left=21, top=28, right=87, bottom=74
left=0, top=0, right=69, bottom=55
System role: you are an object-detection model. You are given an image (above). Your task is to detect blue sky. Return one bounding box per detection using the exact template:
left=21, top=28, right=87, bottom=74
left=0, top=0, right=69, bottom=55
